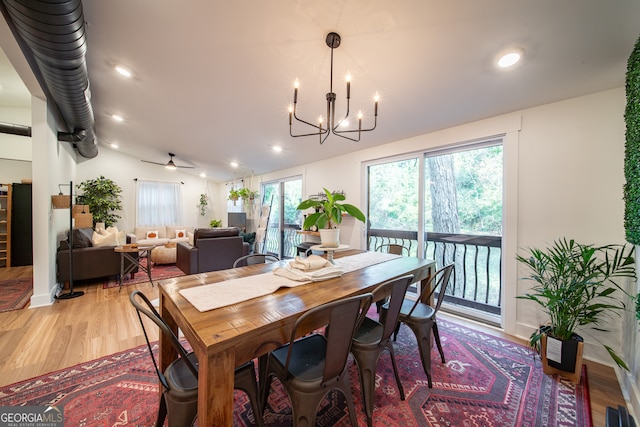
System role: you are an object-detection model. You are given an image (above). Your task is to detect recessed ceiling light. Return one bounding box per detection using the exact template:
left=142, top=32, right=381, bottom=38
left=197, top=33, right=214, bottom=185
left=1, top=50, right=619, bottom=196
left=112, top=114, right=124, bottom=122
left=273, top=146, right=282, bottom=153
left=496, top=48, right=524, bottom=69
left=200, top=173, right=206, bottom=178
left=230, top=161, right=238, bottom=168
left=115, top=65, right=132, bottom=78
left=110, top=143, right=119, bottom=149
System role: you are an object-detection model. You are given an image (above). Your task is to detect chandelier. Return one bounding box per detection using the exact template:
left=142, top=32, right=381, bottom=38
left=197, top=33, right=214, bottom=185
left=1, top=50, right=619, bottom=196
left=288, top=32, right=379, bottom=144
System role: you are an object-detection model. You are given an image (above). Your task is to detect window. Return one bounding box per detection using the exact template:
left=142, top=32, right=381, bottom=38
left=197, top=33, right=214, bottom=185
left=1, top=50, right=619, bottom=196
left=136, top=180, right=182, bottom=226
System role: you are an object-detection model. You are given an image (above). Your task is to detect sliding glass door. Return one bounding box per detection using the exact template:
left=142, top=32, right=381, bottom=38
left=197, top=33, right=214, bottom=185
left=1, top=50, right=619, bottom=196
left=260, top=177, right=302, bottom=259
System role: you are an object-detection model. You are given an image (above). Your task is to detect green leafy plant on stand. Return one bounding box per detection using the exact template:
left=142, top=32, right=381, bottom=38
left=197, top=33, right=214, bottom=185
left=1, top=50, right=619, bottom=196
left=297, top=188, right=366, bottom=230
left=76, top=176, right=123, bottom=227
left=210, top=219, right=222, bottom=228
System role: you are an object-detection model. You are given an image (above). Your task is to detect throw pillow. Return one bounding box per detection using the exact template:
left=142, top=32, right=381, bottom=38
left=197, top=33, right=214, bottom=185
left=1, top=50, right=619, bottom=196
left=240, top=231, right=256, bottom=245
left=71, top=228, right=93, bottom=248
left=175, top=229, right=186, bottom=238
left=146, top=230, right=159, bottom=239
left=188, top=231, right=194, bottom=245
left=92, top=230, right=119, bottom=247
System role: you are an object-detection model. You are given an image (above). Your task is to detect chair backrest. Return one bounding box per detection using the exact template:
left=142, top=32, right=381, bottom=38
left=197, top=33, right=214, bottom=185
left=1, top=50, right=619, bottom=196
left=376, top=243, right=409, bottom=256
left=129, top=290, right=198, bottom=389
left=372, top=275, right=413, bottom=340
left=284, top=293, right=373, bottom=385
left=233, top=253, right=280, bottom=268
left=407, top=263, right=454, bottom=317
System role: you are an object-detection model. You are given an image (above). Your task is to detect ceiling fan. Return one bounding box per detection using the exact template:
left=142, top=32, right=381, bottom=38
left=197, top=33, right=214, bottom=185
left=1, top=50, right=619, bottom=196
left=141, top=152, right=195, bottom=170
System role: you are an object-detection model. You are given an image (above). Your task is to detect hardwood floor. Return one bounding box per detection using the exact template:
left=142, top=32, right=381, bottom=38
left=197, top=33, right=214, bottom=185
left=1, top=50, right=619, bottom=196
left=0, top=265, right=628, bottom=426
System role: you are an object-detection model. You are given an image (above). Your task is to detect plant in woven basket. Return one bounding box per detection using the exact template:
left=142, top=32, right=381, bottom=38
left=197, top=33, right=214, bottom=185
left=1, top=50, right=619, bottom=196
left=76, top=176, right=123, bottom=227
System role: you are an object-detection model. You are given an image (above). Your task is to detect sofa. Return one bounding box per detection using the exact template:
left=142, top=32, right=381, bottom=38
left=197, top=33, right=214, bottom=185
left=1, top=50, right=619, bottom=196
left=176, top=227, right=250, bottom=275
left=56, top=227, right=138, bottom=287
left=128, top=225, right=194, bottom=246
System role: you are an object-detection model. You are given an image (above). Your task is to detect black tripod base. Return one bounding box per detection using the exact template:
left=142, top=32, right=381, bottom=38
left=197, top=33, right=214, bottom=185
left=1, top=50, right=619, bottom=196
left=55, top=291, right=85, bottom=300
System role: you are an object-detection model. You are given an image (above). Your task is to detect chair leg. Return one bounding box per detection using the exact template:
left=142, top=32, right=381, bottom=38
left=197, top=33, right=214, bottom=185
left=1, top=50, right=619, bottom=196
left=386, top=343, right=405, bottom=401
left=235, top=362, right=264, bottom=427
left=407, top=322, right=434, bottom=388
left=433, top=322, right=446, bottom=363
left=156, top=393, right=168, bottom=427
left=351, top=350, right=377, bottom=427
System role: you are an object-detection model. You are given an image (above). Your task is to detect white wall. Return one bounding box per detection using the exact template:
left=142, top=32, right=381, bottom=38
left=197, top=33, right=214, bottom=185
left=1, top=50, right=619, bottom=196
left=261, top=87, right=632, bottom=368
left=75, top=148, right=219, bottom=232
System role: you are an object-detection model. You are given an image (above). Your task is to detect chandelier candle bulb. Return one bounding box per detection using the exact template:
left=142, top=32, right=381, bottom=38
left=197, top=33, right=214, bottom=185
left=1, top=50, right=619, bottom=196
left=346, top=75, right=351, bottom=98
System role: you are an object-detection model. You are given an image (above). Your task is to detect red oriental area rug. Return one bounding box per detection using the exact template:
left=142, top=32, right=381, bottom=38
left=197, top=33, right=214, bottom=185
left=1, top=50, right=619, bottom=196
left=0, top=277, right=32, bottom=312
left=103, top=258, right=183, bottom=289
left=0, top=319, right=591, bottom=426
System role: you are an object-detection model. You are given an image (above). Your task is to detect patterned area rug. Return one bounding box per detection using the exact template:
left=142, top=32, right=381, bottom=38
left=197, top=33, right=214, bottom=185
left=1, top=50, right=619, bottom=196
left=0, top=318, right=591, bottom=426
left=103, top=258, right=184, bottom=289
left=0, top=277, right=32, bottom=312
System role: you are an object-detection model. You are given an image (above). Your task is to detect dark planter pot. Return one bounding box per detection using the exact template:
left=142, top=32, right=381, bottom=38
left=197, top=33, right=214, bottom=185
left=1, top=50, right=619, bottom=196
left=539, top=326, right=584, bottom=384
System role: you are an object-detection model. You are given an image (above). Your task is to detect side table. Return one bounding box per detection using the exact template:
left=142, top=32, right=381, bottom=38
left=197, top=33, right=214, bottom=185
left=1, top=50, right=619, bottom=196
left=114, top=245, right=156, bottom=291
left=309, top=244, right=350, bottom=264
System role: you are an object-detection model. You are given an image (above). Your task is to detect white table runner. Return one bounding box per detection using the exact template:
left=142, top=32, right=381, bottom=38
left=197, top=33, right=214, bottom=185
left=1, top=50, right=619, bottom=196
left=179, top=251, right=399, bottom=312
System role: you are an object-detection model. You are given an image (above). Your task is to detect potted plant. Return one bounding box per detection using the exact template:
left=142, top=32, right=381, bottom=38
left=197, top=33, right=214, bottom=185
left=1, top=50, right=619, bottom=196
left=238, top=187, right=259, bottom=206
left=76, top=176, right=123, bottom=227
left=210, top=219, right=222, bottom=228
left=198, top=193, right=208, bottom=216
left=229, top=188, right=240, bottom=205
left=516, top=238, right=636, bottom=382
left=297, top=188, right=366, bottom=247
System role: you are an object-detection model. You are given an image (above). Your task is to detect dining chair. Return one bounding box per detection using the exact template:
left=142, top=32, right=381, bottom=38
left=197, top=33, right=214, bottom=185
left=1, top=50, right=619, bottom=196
left=129, top=290, right=263, bottom=427
left=233, top=253, right=280, bottom=268
left=374, top=243, right=410, bottom=312
left=383, top=263, right=454, bottom=388
left=260, top=292, right=374, bottom=427
left=350, top=274, right=413, bottom=427
left=375, top=243, right=409, bottom=256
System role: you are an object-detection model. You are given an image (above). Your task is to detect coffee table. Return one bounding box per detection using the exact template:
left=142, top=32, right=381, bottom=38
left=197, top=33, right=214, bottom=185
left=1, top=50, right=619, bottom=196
left=114, top=245, right=156, bottom=291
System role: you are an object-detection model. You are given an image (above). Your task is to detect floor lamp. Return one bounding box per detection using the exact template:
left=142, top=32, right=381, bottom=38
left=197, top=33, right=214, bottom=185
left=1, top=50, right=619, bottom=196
left=55, top=180, right=84, bottom=299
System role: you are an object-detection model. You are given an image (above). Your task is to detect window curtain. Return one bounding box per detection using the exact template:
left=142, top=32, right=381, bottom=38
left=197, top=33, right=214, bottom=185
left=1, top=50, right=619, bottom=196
left=136, top=180, right=182, bottom=226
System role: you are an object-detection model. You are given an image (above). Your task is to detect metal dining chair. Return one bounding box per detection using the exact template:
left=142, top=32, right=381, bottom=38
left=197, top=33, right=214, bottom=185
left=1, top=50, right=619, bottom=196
left=375, top=243, right=409, bottom=256
left=350, top=275, right=413, bottom=427
left=233, top=253, right=280, bottom=268
left=382, top=263, right=454, bottom=388
left=260, top=292, right=373, bottom=427
left=129, top=290, right=263, bottom=426
left=374, top=243, right=410, bottom=312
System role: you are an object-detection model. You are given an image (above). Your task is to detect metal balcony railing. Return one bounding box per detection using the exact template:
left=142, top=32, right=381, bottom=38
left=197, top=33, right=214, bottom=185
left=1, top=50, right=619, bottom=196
left=263, top=226, right=502, bottom=317
left=368, top=229, right=502, bottom=316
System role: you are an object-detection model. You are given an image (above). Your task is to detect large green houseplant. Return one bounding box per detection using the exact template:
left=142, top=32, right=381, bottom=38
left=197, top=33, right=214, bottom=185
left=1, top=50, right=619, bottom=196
left=297, top=188, right=366, bottom=247
left=76, top=176, right=123, bottom=227
left=516, top=238, right=636, bottom=370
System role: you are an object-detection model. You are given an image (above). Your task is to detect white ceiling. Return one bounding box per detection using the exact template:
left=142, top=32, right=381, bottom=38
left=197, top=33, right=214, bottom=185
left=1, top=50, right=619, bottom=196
left=2, top=1, right=640, bottom=182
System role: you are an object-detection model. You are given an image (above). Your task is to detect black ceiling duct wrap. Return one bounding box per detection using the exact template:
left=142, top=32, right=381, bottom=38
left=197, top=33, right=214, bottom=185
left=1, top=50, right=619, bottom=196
left=0, top=0, right=98, bottom=158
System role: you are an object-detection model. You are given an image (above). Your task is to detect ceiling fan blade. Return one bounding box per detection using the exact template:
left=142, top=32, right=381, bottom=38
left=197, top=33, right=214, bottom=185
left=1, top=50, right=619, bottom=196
left=141, top=160, right=167, bottom=166
left=176, top=165, right=195, bottom=169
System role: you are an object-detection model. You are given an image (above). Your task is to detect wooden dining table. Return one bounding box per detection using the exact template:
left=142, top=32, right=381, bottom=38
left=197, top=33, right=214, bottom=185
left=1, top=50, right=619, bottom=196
left=158, top=249, right=436, bottom=426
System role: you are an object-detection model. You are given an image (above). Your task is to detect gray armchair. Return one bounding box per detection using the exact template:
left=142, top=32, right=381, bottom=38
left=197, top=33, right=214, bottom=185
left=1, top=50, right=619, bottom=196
left=176, top=227, right=249, bottom=275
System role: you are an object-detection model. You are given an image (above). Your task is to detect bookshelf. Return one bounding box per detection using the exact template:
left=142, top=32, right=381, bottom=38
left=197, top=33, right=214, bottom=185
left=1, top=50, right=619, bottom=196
left=0, top=183, right=12, bottom=268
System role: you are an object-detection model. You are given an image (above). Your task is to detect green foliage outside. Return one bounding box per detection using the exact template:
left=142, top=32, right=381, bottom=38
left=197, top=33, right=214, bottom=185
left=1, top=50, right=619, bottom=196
left=262, top=180, right=302, bottom=225
left=368, top=145, right=503, bottom=235
left=76, top=176, right=123, bottom=227
left=624, top=36, right=640, bottom=244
